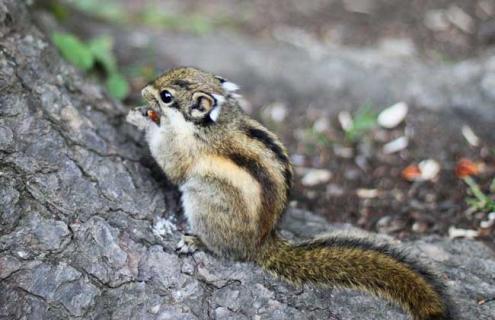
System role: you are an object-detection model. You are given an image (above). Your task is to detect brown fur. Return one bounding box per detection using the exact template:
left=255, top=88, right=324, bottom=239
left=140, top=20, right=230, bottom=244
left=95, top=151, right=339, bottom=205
left=130, top=67, right=453, bottom=319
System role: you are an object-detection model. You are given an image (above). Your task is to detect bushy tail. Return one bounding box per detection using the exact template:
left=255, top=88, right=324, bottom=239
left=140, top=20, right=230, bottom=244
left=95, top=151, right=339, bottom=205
left=255, top=234, right=453, bottom=320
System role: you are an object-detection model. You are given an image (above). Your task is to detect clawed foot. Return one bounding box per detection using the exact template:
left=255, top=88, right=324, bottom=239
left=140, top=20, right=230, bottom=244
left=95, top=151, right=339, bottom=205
left=176, top=234, right=202, bottom=255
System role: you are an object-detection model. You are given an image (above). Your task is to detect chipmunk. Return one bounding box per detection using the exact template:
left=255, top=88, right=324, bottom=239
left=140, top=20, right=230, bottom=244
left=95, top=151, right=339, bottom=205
left=126, top=67, right=453, bottom=320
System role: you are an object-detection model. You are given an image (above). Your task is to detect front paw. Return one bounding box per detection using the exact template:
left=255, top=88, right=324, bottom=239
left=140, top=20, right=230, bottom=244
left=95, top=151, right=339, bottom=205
left=176, top=235, right=202, bottom=255
left=126, top=106, right=151, bottom=130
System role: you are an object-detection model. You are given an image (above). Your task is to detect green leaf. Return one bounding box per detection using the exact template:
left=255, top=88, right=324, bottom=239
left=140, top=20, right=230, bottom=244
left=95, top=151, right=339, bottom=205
left=106, top=73, right=129, bottom=100
left=88, top=36, right=117, bottom=73
left=52, top=32, right=94, bottom=71
left=345, top=106, right=377, bottom=142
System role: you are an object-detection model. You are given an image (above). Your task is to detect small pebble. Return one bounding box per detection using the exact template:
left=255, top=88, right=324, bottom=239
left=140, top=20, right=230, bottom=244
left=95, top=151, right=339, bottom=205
left=418, top=159, right=441, bottom=181
left=461, top=125, right=480, bottom=147
left=383, top=136, right=408, bottom=154
left=356, top=188, right=379, bottom=199
left=377, top=102, right=408, bottom=129
left=301, top=169, right=332, bottom=187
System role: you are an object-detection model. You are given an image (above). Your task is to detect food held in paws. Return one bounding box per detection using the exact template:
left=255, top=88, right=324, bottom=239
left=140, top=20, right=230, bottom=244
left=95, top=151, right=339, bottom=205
left=147, top=110, right=160, bottom=124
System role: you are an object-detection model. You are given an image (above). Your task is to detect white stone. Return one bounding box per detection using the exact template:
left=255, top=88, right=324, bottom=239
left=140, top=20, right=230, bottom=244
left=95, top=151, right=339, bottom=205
left=356, top=188, right=379, bottom=199
left=301, top=169, right=332, bottom=187
left=377, top=102, right=408, bottom=129
left=461, top=125, right=480, bottom=147
left=418, top=159, right=440, bottom=181
left=382, top=136, right=408, bottom=154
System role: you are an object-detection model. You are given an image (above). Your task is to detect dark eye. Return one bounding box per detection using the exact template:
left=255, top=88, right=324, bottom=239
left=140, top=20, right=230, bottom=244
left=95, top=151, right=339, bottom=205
left=160, top=90, right=174, bottom=104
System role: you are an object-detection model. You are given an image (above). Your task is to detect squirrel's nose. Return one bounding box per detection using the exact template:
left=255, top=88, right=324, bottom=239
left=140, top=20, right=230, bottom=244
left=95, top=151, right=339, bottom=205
left=139, top=106, right=148, bottom=117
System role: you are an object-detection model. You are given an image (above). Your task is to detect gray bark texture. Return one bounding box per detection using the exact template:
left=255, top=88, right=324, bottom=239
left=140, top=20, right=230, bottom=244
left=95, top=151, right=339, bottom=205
left=1, top=0, right=494, bottom=319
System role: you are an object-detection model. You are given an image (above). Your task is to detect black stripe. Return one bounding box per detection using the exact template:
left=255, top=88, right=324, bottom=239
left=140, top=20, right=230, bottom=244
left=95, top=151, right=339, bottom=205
left=283, top=167, right=293, bottom=196
left=229, top=153, right=278, bottom=238
left=229, top=153, right=276, bottom=194
left=172, top=80, right=193, bottom=89
left=244, top=126, right=292, bottom=197
left=245, top=127, right=289, bottom=164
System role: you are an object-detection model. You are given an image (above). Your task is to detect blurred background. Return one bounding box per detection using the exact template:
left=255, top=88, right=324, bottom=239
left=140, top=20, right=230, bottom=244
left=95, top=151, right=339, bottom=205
left=38, top=0, right=495, bottom=245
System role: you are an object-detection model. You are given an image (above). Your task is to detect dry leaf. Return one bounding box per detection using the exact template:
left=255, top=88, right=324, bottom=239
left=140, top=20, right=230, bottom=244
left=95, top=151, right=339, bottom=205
left=455, top=159, right=479, bottom=178
left=402, top=165, right=421, bottom=181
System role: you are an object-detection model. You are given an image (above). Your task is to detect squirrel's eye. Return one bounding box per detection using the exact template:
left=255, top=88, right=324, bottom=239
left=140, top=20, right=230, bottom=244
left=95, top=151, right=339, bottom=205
left=160, top=90, right=174, bottom=104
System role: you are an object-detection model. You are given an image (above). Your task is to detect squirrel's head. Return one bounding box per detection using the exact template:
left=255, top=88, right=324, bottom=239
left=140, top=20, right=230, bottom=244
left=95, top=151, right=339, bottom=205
left=141, top=67, right=240, bottom=128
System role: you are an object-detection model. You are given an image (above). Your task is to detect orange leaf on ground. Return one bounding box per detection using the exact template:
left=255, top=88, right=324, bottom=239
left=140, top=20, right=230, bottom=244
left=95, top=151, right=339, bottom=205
left=402, top=165, right=421, bottom=181
left=455, top=159, right=479, bottom=178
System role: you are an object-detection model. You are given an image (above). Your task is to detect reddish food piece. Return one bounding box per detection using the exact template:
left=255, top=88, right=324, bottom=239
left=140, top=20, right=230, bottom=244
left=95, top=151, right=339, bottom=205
left=147, top=110, right=160, bottom=124
left=455, top=159, right=479, bottom=178
left=401, top=165, right=421, bottom=181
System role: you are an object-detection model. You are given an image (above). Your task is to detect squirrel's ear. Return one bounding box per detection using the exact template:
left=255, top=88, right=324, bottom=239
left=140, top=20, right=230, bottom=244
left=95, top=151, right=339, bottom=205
left=190, top=92, right=225, bottom=122
left=190, top=92, right=214, bottom=120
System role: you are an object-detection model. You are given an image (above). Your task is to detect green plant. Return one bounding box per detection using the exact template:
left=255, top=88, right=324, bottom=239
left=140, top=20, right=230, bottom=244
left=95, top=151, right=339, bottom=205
left=52, top=32, right=129, bottom=100
left=463, top=176, right=495, bottom=212
left=344, top=106, right=377, bottom=142
left=52, top=32, right=94, bottom=70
